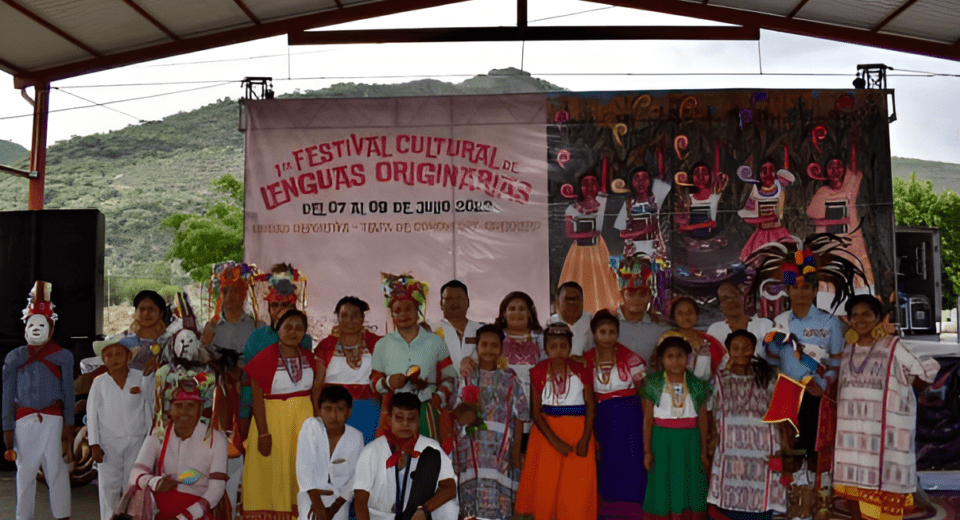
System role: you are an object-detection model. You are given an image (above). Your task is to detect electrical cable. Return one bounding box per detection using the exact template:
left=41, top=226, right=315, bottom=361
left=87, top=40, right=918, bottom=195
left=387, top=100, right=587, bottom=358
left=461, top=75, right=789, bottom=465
left=54, top=87, right=142, bottom=122
left=0, top=81, right=234, bottom=120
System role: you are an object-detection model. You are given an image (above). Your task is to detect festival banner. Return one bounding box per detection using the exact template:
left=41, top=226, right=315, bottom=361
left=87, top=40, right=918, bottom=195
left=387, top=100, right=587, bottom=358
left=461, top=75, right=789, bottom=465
left=546, top=89, right=895, bottom=325
left=243, top=95, right=550, bottom=337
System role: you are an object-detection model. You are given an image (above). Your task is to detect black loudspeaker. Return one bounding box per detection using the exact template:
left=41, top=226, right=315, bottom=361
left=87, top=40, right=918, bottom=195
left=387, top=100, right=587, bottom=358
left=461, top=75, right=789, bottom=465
left=0, top=209, right=104, bottom=342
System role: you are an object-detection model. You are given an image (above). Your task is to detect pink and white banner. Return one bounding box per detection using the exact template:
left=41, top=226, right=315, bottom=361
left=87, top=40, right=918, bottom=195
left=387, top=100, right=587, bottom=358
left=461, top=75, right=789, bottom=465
left=243, top=95, right=550, bottom=337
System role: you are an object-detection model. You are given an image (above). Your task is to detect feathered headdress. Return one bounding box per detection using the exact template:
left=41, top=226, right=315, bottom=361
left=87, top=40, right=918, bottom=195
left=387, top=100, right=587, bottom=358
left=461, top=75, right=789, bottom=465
left=22, top=280, right=58, bottom=323
left=154, top=365, right=218, bottom=442
left=748, top=233, right=867, bottom=312
left=208, top=262, right=259, bottom=321
left=381, top=273, right=428, bottom=320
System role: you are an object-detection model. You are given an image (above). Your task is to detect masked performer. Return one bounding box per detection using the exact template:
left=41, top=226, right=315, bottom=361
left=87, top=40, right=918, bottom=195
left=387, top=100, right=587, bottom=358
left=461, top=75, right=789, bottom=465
left=2, top=281, right=74, bottom=520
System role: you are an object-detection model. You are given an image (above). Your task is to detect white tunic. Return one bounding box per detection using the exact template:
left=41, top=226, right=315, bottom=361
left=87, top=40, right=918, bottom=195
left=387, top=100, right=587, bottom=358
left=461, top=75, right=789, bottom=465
left=431, top=319, right=482, bottom=369
left=353, top=436, right=458, bottom=520
left=296, top=418, right=365, bottom=520
left=87, top=369, right=155, bottom=520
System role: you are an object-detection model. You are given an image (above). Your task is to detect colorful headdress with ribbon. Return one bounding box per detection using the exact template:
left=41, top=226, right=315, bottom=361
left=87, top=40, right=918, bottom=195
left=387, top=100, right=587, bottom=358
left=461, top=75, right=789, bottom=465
left=255, top=264, right=306, bottom=304
left=209, top=262, right=259, bottom=321
left=617, top=254, right=655, bottom=293
left=22, top=280, right=58, bottom=323
left=154, top=365, right=218, bottom=442
left=748, top=233, right=867, bottom=312
left=381, top=273, right=428, bottom=320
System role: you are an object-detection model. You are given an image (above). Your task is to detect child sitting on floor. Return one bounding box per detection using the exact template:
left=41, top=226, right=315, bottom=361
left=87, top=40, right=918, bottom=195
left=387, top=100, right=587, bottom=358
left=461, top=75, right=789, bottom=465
left=354, top=392, right=458, bottom=520
left=297, top=384, right=366, bottom=520
left=87, top=338, right=154, bottom=520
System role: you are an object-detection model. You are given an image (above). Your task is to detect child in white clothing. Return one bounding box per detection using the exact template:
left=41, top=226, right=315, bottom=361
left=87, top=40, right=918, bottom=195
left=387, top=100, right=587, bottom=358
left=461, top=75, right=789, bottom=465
left=87, top=338, right=154, bottom=520
left=296, top=385, right=365, bottom=520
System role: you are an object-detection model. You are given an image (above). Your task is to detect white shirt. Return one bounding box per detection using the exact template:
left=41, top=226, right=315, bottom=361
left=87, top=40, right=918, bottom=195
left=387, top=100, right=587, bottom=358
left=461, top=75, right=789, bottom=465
left=430, top=318, right=482, bottom=369
left=353, top=436, right=457, bottom=520
left=549, top=312, right=594, bottom=356
left=87, top=368, right=154, bottom=446
left=706, top=317, right=773, bottom=359
left=296, top=418, right=364, bottom=513
left=129, top=423, right=228, bottom=520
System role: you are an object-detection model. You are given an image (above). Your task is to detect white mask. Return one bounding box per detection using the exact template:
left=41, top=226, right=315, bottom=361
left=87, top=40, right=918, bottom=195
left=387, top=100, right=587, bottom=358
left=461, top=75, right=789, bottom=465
left=173, top=329, right=202, bottom=361
left=24, top=314, right=52, bottom=346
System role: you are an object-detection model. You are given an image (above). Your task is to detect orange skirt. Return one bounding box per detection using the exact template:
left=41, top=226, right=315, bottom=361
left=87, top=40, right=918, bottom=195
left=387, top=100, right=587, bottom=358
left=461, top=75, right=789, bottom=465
left=558, top=236, right=620, bottom=315
left=516, top=414, right=597, bottom=520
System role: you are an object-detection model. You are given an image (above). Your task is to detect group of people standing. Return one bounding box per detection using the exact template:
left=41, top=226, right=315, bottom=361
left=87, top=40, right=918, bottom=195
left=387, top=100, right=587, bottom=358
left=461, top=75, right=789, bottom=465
left=1, top=240, right=940, bottom=520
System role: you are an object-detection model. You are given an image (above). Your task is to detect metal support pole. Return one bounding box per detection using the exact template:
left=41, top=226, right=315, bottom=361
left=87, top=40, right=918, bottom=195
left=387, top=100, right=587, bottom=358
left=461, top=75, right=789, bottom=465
left=27, top=83, right=50, bottom=210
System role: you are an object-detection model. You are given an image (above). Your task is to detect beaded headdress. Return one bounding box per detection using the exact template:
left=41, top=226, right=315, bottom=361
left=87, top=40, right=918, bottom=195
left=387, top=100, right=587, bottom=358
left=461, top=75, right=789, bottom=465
left=617, top=254, right=655, bottom=293
left=381, top=273, right=428, bottom=321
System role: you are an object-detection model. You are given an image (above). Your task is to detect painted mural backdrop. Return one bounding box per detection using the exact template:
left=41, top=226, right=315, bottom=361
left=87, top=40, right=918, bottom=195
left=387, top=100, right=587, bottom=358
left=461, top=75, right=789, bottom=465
left=546, top=89, right=894, bottom=325
left=243, top=90, right=894, bottom=334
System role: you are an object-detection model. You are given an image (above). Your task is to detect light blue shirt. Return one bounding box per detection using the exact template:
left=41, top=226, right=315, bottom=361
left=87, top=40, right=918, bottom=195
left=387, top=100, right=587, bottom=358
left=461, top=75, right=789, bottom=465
left=773, top=307, right=845, bottom=390
left=3, top=344, right=75, bottom=430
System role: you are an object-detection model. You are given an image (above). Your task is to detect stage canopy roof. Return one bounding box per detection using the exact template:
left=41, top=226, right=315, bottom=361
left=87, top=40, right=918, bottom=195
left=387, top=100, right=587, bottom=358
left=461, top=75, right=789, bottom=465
left=2, top=0, right=959, bottom=88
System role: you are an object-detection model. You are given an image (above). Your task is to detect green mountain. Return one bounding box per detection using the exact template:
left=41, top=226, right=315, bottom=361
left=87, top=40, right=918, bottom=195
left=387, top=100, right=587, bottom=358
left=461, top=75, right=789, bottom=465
left=891, top=156, right=960, bottom=193
left=0, top=69, right=564, bottom=287
left=1, top=68, right=956, bottom=291
left=0, top=139, right=28, bottom=166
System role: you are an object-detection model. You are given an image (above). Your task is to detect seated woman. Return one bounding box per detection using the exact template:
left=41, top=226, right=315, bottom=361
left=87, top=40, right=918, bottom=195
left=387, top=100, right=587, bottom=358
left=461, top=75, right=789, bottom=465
left=658, top=296, right=725, bottom=382
left=315, top=296, right=382, bottom=444
left=516, top=322, right=597, bottom=520
left=127, top=375, right=228, bottom=520
left=243, top=310, right=324, bottom=520
left=833, top=295, right=939, bottom=520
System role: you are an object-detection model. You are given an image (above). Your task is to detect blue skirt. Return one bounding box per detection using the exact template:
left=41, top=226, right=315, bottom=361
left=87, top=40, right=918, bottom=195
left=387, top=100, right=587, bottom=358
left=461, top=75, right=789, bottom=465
left=347, top=398, right=380, bottom=444
left=595, top=394, right=646, bottom=504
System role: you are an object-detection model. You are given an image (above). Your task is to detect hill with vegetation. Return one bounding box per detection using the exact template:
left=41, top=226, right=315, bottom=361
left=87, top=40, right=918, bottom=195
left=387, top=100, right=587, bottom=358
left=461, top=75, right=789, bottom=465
left=0, top=68, right=563, bottom=303
left=891, top=156, right=960, bottom=194
left=0, top=139, right=28, bottom=166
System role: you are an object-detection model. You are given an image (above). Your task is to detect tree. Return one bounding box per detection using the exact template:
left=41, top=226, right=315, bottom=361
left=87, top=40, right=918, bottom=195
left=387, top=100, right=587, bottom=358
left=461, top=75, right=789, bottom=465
left=893, top=173, right=960, bottom=307
left=163, top=175, right=243, bottom=282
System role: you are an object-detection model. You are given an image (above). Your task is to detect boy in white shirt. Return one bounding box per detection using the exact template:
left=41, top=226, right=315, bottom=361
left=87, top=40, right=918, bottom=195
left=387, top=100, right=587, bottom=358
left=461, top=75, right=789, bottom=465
left=87, top=338, right=154, bottom=520
left=297, top=385, right=365, bottom=520
left=354, top=392, right=458, bottom=520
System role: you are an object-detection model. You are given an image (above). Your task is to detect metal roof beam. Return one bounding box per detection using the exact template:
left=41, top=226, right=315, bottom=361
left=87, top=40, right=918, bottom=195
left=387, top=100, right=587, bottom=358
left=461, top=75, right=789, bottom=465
left=289, top=25, right=759, bottom=45
left=13, top=0, right=468, bottom=87
left=233, top=0, right=261, bottom=25
left=786, top=0, right=811, bottom=19
left=120, top=0, right=180, bottom=41
left=871, top=0, right=919, bottom=33
left=604, top=0, right=960, bottom=61
left=0, top=56, right=25, bottom=77
left=0, top=164, right=36, bottom=179
left=1, top=0, right=101, bottom=57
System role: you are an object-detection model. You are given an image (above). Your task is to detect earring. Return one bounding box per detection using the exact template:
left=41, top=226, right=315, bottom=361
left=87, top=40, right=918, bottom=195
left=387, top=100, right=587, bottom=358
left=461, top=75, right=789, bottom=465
left=871, top=325, right=887, bottom=340
left=845, top=329, right=859, bottom=344
left=497, top=356, right=509, bottom=370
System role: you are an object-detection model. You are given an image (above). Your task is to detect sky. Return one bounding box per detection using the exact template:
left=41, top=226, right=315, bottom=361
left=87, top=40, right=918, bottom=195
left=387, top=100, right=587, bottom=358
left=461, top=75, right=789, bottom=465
left=1, top=0, right=959, bottom=163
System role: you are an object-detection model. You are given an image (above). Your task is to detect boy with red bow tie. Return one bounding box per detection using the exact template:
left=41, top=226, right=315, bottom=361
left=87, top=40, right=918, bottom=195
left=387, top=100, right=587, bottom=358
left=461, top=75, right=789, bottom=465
left=354, top=392, right=457, bottom=520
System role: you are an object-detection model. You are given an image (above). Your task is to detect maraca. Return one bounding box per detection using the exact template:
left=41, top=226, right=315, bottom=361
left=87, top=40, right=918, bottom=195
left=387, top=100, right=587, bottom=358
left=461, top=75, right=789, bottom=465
left=406, top=365, right=421, bottom=381
left=4, top=450, right=16, bottom=462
